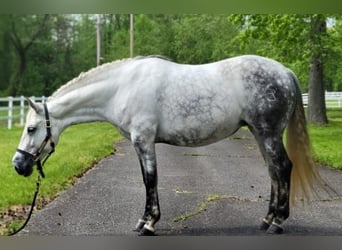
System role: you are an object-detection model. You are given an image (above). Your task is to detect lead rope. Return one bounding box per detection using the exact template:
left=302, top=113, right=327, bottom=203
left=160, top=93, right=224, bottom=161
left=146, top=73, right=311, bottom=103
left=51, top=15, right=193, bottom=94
left=8, top=175, right=41, bottom=236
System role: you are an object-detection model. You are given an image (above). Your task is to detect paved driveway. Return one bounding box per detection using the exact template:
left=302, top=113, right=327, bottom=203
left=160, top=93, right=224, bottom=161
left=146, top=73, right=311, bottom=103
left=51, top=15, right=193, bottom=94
left=18, top=129, right=342, bottom=235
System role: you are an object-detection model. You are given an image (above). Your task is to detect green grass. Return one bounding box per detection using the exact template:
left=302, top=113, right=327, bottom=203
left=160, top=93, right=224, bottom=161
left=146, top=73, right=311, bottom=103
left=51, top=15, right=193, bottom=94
left=325, top=108, right=342, bottom=119
left=172, top=194, right=226, bottom=223
left=0, top=122, right=122, bottom=211
left=308, top=109, right=342, bottom=169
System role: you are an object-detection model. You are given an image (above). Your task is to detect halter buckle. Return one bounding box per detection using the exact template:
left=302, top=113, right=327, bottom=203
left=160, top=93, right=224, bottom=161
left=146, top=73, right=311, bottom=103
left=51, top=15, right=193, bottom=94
left=45, top=120, right=51, bottom=128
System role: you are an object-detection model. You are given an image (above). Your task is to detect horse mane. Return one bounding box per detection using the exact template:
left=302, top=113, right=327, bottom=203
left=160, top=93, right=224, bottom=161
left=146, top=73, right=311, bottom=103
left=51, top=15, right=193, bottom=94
left=49, top=55, right=171, bottom=99
left=139, top=55, right=172, bottom=61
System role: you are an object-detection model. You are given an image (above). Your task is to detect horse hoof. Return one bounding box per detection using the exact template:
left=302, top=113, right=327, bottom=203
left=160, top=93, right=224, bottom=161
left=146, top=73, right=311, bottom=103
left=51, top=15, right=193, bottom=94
left=133, top=219, right=146, bottom=232
left=260, top=219, right=271, bottom=231
left=266, top=223, right=284, bottom=234
left=139, top=226, right=156, bottom=236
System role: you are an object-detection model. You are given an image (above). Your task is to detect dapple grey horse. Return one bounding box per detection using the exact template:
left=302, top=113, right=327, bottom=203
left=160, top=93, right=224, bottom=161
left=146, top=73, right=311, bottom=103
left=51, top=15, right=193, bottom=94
left=12, top=55, right=323, bottom=235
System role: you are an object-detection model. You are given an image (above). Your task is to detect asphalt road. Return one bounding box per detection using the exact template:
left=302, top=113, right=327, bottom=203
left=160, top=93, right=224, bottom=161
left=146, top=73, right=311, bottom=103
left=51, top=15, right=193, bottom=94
left=18, top=129, right=342, bottom=236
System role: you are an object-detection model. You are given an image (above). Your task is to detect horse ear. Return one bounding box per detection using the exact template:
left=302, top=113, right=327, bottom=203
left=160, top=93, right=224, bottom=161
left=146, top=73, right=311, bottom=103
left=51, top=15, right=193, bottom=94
left=26, top=97, right=42, bottom=114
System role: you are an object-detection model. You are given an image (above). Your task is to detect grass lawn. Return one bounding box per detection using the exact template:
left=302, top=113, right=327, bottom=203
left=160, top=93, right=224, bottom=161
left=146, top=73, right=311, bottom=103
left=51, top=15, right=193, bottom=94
left=308, top=109, right=342, bottom=169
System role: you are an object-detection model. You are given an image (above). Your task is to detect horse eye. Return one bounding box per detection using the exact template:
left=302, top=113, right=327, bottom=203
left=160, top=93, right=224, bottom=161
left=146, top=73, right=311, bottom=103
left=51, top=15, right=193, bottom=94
left=27, top=127, right=36, bottom=134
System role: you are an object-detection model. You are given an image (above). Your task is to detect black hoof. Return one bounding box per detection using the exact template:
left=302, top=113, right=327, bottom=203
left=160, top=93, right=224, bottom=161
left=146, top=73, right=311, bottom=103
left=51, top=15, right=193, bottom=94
left=133, top=219, right=146, bottom=232
left=260, top=220, right=271, bottom=231
left=267, top=223, right=284, bottom=234
left=139, top=227, right=156, bottom=236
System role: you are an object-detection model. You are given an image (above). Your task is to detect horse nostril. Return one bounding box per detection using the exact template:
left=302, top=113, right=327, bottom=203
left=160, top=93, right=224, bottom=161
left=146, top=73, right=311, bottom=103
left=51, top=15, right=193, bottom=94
left=13, top=162, right=33, bottom=177
left=13, top=157, right=21, bottom=168
left=14, top=164, right=23, bottom=174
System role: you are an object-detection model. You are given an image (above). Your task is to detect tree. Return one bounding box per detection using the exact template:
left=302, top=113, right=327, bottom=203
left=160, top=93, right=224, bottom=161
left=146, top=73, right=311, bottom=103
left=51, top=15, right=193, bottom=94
left=325, top=16, right=342, bottom=91
left=101, top=14, right=130, bottom=61
left=7, top=15, right=50, bottom=96
left=134, top=14, right=174, bottom=57
left=229, top=14, right=329, bottom=125
left=172, top=14, right=240, bottom=64
left=72, top=15, right=97, bottom=72
left=0, top=15, right=12, bottom=95
left=307, top=15, right=328, bottom=124
left=27, top=14, right=77, bottom=96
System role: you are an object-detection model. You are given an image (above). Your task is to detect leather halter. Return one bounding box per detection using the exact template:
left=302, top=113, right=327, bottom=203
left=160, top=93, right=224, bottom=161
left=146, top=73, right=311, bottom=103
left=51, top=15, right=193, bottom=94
left=16, top=102, right=55, bottom=178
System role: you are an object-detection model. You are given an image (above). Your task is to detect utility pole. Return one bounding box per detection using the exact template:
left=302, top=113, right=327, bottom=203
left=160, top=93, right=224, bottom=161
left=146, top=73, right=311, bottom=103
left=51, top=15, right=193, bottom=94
left=130, top=14, right=134, bottom=58
left=96, top=14, right=102, bottom=66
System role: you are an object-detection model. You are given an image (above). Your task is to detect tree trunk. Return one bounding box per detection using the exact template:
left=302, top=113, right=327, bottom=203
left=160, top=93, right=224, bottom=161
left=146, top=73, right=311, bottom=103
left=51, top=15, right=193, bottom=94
left=8, top=48, right=25, bottom=96
left=307, top=15, right=328, bottom=125
left=0, top=31, right=12, bottom=92
left=96, top=14, right=102, bottom=66
left=307, top=56, right=328, bottom=125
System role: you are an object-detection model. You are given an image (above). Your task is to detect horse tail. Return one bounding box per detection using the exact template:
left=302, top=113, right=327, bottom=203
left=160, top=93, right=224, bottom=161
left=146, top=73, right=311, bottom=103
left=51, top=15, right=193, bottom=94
left=286, top=73, right=328, bottom=206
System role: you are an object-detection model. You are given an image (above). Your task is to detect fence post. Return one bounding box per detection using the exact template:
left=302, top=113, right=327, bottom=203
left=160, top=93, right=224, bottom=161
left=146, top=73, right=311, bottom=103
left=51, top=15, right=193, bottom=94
left=8, top=96, right=13, bottom=129
left=20, top=96, right=25, bottom=126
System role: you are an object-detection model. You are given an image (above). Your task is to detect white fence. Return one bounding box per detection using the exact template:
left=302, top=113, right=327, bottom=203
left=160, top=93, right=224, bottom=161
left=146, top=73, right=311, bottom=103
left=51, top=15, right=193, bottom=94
left=302, top=92, right=342, bottom=108
left=0, top=92, right=342, bottom=129
left=0, top=96, right=47, bottom=129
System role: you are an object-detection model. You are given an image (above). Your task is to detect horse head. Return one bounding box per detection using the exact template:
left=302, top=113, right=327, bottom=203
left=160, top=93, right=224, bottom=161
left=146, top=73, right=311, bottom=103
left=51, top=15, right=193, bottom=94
left=12, top=98, right=58, bottom=177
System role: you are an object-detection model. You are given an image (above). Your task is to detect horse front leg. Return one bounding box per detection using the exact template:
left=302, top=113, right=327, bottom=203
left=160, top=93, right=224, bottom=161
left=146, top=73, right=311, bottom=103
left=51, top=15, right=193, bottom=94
left=132, top=139, right=160, bottom=235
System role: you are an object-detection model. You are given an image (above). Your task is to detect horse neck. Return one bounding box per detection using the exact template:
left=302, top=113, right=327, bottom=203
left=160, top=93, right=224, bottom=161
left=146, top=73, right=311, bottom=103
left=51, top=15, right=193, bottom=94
left=48, top=80, right=116, bottom=132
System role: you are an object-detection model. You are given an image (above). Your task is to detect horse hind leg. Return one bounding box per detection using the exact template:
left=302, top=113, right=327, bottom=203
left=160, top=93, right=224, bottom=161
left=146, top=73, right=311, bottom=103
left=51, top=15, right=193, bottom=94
left=251, top=129, right=292, bottom=234
left=131, top=134, right=161, bottom=236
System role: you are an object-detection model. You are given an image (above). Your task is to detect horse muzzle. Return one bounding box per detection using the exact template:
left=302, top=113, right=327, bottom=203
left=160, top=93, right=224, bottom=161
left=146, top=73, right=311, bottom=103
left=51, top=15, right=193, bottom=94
left=12, top=152, right=35, bottom=177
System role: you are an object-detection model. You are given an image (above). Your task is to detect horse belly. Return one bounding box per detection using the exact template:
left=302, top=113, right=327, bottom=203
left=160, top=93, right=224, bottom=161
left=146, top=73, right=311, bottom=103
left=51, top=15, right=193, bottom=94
left=157, top=104, right=242, bottom=146
left=160, top=126, right=240, bottom=147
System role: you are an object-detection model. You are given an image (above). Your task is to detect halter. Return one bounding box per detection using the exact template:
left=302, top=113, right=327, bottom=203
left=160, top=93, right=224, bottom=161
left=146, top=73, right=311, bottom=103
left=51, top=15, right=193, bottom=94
left=16, top=102, right=55, bottom=178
